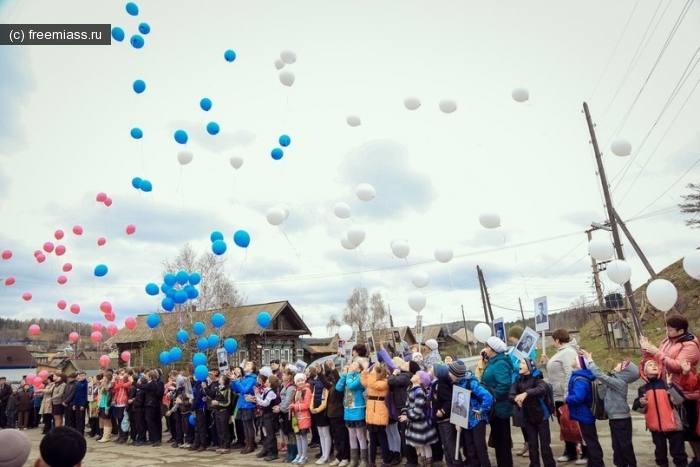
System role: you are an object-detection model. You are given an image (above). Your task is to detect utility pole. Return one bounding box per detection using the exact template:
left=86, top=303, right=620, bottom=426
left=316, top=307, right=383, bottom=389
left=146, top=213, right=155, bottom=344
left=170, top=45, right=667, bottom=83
left=583, top=102, right=642, bottom=341
left=518, top=298, right=526, bottom=325
left=476, top=266, right=490, bottom=324
left=613, top=209, right=657, bottom=279
left=477, top=266, right=494, bottom=323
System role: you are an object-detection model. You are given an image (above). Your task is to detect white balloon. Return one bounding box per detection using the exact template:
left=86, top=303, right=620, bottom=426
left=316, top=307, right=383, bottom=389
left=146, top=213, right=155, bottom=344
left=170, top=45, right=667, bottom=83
left=511, top=88, right=529, bottom=103
left=333, top=202, right=350, bottom=219
left=391, top=240, right=410, bottom=259
left=434, top=248, right=453, bottom=263
left=474, top=323, right=492, bottom=343
left=266, top=207, right=286, bottom=226
left=279, top=70, right=295, bottom=87
left=346, top=225, right=366, bottom=246
left=229, top=155, right=244, bottom=170
left=479, top=213, right=501, bottom=229
left=280, top=50, right=297, bottom=64
left=274, top=59, right=285, bottom=70
left=356, top=183, right=375, bottom=202
left=606, top=259, right=631, bottom=285
left=278, top=203, right=290, bottom=220
left=404, top=97, right=421, bottom=110
left=340, top=234, right=357, bottom=250
left=408, top=291, right=426, bottom=313
left=411, top=271, right=430, bottom=288
left=646, top=278, right=678, bottom=312
left=338, top=324, right=353, bottom=340
left=346, top=115, right=361, bottom=127
left=438, top=99, right=457, bottom=114
left=683, top=249, right=700, bottom=280
left=587, top=238, right=614, bottom=261
left=177, top=150, right=193, bottom=165
left=611, top=139, right=632, bottom=157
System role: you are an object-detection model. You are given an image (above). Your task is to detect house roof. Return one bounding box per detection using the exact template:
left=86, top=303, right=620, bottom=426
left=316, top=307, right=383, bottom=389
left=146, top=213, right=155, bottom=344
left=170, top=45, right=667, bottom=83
left=70, top=358, right=119, bottom=372
left=0, top=346, right=37, bottom=368
left=371, top=326, right=415, bottom=345
left=305, top=345, right=336, bottom=354
left=107, top=301, right=310, bottom=345
left=415, top=324, right=445, bottom=342
left=447, top=328, right=476, bottom=345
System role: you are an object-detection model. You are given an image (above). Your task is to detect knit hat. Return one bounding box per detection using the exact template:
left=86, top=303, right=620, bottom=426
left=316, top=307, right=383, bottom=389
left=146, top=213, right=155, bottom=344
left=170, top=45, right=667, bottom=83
left=412, top=352, right=423, bottom=361
left=524, top=358, right=537, bottom=374
left=643, top=359, right=659, bottom=374
left=294, top=373, right=307, bottom=383
left=433, top=362, right=450, bottom=380
left=408, top=361, right=421, bottom=374
left=417, top=370, right=433, bottom=389
left=577, top=354, right=589, bottom=370
left=425, top=339, right=439, bottom=350
left=448, top=360, right=467, bottom=378
left=0, top=429, right=31, bottom=467
left=39, top=426, right=87, bottom=467
left=620, top=360, right=631, bottom=372
left=486, top=336, right=508, bottom=354
left=259, top=366, right=273, bottom=378
left=508, top=325, right=524, bottom=340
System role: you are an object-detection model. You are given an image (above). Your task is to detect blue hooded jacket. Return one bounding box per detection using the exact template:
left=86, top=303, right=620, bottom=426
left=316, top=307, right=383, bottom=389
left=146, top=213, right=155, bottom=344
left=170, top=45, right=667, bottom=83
left=73, top=379, right=88, bottom=407
left=456, top=371, right=494, bottom=429
left=565, top=368, right=596, bottom=425
left=335, top=371, right=366, bottom=422
left=231, top=373, right=258, bottom=410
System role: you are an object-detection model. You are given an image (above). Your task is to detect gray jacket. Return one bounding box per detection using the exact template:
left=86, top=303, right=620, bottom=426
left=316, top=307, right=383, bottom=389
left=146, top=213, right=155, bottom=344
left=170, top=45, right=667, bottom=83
left=588, top=361, right=640, bottom=419
left=545, top=339, right=580, bottom=402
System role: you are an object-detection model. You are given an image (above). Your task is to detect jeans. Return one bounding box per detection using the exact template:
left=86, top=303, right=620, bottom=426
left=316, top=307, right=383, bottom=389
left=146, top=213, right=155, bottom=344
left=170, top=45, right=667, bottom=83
left=524, top=418, right=556, bottom=467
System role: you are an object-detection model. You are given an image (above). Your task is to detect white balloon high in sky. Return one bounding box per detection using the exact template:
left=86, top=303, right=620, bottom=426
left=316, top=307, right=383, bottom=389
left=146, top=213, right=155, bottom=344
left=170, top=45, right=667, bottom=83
left=1, top=2, right=698, bottom=340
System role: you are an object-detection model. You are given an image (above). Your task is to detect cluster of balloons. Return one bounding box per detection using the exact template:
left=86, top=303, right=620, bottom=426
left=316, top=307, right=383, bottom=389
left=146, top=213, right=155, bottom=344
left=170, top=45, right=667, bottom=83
left=111, top=2, right=150, bottom=50
left=336, top=183, right=376, bottom=250
left=95, top=192, right=113, bottom=207
left=271, top=134, right=291, bottom=161
left=100, top=300, right=116, bottom=322
left=131, top=176, right=153, bottom=192
left=277, top=50, right=297, bottom=87
left=403, top=97, right=457, bottom=114
left=266, top=204, right=291, bottom=226
left=57, top=300, right=81, bottom=315
left=145, top=270, right=202, bottom=312
left=210, top=230, right=251, bottom=255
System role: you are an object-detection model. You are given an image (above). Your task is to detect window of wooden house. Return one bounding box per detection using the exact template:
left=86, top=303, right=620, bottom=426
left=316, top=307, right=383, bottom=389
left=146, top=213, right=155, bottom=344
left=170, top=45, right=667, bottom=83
left=263, top=349, right=270, bottom=365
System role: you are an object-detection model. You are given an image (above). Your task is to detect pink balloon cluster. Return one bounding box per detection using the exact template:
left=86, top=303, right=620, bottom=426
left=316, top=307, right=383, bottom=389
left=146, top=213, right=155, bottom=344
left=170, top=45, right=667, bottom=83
left=96, top=192, right=113, bottom=207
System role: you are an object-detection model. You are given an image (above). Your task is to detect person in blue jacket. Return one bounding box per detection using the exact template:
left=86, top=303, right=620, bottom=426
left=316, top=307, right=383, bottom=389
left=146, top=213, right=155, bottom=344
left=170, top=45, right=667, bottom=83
left=72, top=372, right=88, bottom=435
left=481, top=336, right=515, bottom=467
left=451, top=361, right=493, bottom=467
left=231, top=360, right=259, bottom=454
left=566, top=355, right=605, bottom=467
left=507, top=325, right=537, bottom=457
left=336, top=357, right=368, bottom=467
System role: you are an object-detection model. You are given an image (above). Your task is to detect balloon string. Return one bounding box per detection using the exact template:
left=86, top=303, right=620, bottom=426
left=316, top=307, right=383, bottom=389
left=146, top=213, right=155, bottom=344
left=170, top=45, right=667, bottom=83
left=279, top=226, right=301, bottom=258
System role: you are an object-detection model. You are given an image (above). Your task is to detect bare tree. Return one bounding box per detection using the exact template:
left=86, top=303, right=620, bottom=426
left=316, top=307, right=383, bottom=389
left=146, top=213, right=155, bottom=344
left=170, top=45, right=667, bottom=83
left=679, top=182, right=700, bottom=228
left=327, top=287, right=390, bottom=341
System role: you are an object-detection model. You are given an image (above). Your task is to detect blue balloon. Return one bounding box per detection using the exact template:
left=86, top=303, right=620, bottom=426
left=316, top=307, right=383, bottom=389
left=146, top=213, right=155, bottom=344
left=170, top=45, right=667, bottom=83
left=211, top=313, right=225, bottom=328
left=192, top=352, right=207, bottom=366
left=94, top=264, right=108, bottom=277
left=145, top=283, right=159, bottom=296
left=200, top=98, right=212, bottom=111
left=139, top=179, right=152, bottom=192
left=193, top=322, right=206, bottom=336
left=210, top=231, right=224, bottom=242
left=162, top=297, right=175, bottom=312
left=169, top=347, right=183, bottom=362
left=279, top=134, right=291, bottom=147
left=130, top=34, right=144, bottom=49
left=174, top=130, right=188, bottom=145
left=197, top=338, right=208, bottom=351
left=184, top=285, right=198, bottom=299
left=147, top=313, right=161, bottom=329
left=164, top=273, right=177, bottom=287
left=206, top=122, right=220, bottom=135
left=233, top=230, right=250, bottom=248
left=257, top=311, right=272, bottom=328
left=224, top=338, right=238, bottom=353
left=131, top=177, right=142, bottom=189
left=188, top=414, right=195, bottom=426
left=138, top=22, right=150, bottom=34
left=176, top=330, right=189, bottom=344
left=224, top=49, right=236, bottom=62
left=111, top=27, right=125, bottom=42
left=126, top=2, right=139, bottom=16
left=271, top=148, right=284, bottom=160
left=133, top=79, right=146, bottom=94
left=159, top=351, right=170, bottom=365
left=189, top=272, right=202, bottom=285
left=175, top=270, right=189, bottom=285
left=211, top=240, right=227, bottom=256
left=174, top=290, right=188, bottom=304
left=130, top=127, right=143, bottom=139
left=194, top=364, right=208, bottom=381
left=208, top=334, right=220, bottom=348
left=166, top=287, right=177, bottom=299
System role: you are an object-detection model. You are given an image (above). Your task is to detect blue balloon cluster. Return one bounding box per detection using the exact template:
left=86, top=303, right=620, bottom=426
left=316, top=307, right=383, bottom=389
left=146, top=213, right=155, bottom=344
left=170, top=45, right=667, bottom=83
left=131, top=176, right=153, bottom=192
left=174, top=130, right=188, bottom=145
left=224, top=49, right=236, bottom=62
left=149, top=269, right=201, bottom=312
left=94, top=264, right=108, bottom=277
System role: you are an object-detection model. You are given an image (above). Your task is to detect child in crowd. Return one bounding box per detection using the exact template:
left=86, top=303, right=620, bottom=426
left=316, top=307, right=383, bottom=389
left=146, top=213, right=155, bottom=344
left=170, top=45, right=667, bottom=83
left=452, top=361, right=492, bottom=467
left=254, top=375, right=281, bottom=461
left=363, top=363, right=390, bottom=467
left=336, top=357, right=368, bottom=467
left=291, top=372, right=313, bottom=465
left=5, top=387, right=18, bottom=428
left=401, top=371, right=438, bottom=467
left=566, top=355, right=605, bottom=467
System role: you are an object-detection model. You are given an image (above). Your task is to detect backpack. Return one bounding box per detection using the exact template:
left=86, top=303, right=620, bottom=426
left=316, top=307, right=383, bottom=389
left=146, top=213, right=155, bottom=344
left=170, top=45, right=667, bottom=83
left=471, top=380, right=497, bottom=420
left=574, top=377, right=607, bottom=420
left=413, top=386, right=433, bottom=428
left=538, top=381, right=556, bottom=420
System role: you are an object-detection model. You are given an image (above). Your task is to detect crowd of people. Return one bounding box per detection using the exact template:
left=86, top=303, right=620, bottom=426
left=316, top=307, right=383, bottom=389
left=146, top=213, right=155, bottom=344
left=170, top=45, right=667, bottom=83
left=2, top=317, right=700, bottom=467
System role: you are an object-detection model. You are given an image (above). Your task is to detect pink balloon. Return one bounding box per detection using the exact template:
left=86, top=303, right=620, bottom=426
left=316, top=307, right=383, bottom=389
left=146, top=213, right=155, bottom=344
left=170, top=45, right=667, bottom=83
left=32, top=379, right=43, bottom=389
left=96, top=192, right=107, bottom=202
left=36, top=253, right=46, bottom=263
left=69, top=332, right=79, bottom=342
left=104, top=312, right=116, bottom=322
left=33, top=250, right=42, bottom=257
left=91, top=331, right=102, bottom=343
left=99, top=354, right=110, bottom=366
left=43, top=242, right=54, bottom=253
left=26, top=374, right=36, bottom=384
left=57, top=275, right=67, bottom=285
left=100, top=301, right=112, bottom=313
left=54, top=229, right=64, bottom=240
left=38, top=370, right=48, bottom=380
left=125, top=316, right=137, bottom=330
left=70, top=303, right=80, bottom=314
left=55, top=245, right=66, bottom=256
left=4, top=277, right=15, bottom=286
left=57, top=300, right=67, bottom=310
left=92, top=322, right=103, bottom=332
left=62, top=263, right=72, bottom=272
left=22, top=292, right=32, bottom=301
left=73, top=225, right=83, bottom=235
left=104, top=197, right=113, bottom=207
left=1, top=250, right=11, bottom=260
left=28, top=324, right=40, bottom=335
left=125, top=224, right=136, bottom=235
left=106, top=323, right=118, bottom=336
left=121, top=351, right=131, bottom=362
left=97, top=237, right=106, bottom=246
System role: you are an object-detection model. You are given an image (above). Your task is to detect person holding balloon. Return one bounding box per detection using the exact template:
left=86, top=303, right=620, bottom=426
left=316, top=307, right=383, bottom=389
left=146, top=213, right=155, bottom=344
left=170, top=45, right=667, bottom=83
left=212, top=374, right=233, bottom=454
left=231, top=360, right=259, bottom=454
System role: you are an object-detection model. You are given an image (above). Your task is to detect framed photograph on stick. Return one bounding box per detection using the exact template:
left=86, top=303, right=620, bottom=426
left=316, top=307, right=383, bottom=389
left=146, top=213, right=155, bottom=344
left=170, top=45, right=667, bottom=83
left=450, top=385, right=470, bottom=459
left=512, top=326, right=540, bottom=362
left=493, top=317, right=505, bottom=343
left=216, top=347, right=229, bottom=373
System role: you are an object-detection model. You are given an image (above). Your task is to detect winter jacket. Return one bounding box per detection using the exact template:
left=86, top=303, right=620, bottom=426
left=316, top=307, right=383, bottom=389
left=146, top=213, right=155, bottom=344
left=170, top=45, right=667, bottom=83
left=545, top=339, right=580, bottom=402
left=112, top=379, right=131, bottom=407
left=423, top=349, right=442, bottom=371
left=588, top=361, right=639, bottom=419
left=73, top=379, right=88, bottom=408
left=6, top=393, right=18, bottom=412
left=644, top=332, right=700, bottom=400
left=135, top=380, right=160, bottom=408
left=387, top=370, right=412, bottom=410
left=403, top=385, right=438, bottom=447
left=291, top=382, right=312, bottom=430
left=214, top=384, right=232, bottom=411
left=0, top=383, right=11, bottom=407
left=362, top=368, right=389, bottom=426
left=481, top=352, right=515, bottom=418
left=39, top=383, right=55, bottom=415
left=279, top=381, right=296, bottom=414
left=336, top=371, right=366, bottom=422
left=62, top=380, right=77, bottom=406
left=192, top=381, right=207, bottom=410
left=231, top=373, right=258, bottom=410
left=17, top=389, right=33, bottom=411
left=634, top=373, right=685, bottom=432
left=509, top=368, right=550, bottom=423
left=678, top=372, right=700, bottom=435
left=430, top=375, right=455, bottom=425
left=51, top=382, right=66, bottom=405
left=312, top=377, right=326, bottom=412
left=319, top=368, right=344, bottom=419
left=565, top=369, right=596, bottom=425
left=456, top=372, right=494, bottom=429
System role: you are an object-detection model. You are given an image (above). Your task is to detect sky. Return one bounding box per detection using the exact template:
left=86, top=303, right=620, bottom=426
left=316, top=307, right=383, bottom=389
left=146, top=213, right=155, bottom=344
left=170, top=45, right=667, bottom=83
left=1, top=1, right=699, bottom=341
